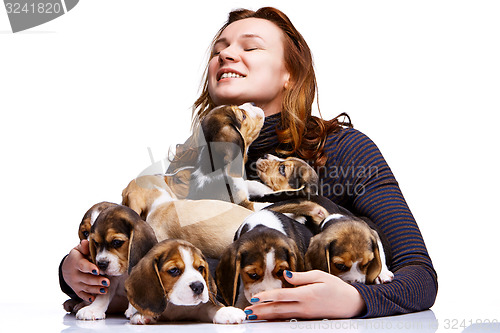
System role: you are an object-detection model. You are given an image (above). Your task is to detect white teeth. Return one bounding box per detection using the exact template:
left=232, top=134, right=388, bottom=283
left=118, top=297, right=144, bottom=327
left=220, top=72, right=244, bottom=80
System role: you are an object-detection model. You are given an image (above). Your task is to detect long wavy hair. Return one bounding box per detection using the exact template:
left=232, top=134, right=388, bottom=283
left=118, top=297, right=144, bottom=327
left=174, top=7, right=351, bottom=168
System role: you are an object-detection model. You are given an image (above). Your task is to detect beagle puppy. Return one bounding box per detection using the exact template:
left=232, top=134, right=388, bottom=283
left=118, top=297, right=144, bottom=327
left=276, top=196, right=394, bottom=285
left=75, top=205, right=158, bottom=320
left=125, top=239, right=246, bottom=324
left=78, top=201, right=118, bottom=240
left=187, top=103, right=272, bottom=210
left=216, top=209, right=312, bottom=308
left=254, top=154, right=319, bottom=196
left=122, top=173, right=254, bottom=259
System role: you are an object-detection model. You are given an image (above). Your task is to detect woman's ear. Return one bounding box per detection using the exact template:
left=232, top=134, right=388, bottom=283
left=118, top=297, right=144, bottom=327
left=366, top=235, right=382, bottom=284
left=215, top=243, right=241, bottom=306
left=125, top=251, right=168, bottom=317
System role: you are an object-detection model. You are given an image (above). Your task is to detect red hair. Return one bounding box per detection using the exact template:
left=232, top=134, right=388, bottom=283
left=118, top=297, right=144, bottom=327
left=187, top=7, right=351, bottom=167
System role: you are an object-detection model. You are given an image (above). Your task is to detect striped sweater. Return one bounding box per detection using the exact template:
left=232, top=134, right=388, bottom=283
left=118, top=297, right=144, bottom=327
left=246, top=113, right=438, bottom=318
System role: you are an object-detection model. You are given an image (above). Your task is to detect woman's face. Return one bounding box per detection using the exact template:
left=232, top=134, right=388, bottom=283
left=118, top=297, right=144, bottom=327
left=208, top=18, right=290, bottom=116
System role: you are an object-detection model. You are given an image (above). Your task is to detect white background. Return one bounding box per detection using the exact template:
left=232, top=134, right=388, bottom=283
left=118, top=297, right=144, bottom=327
left=1, top=0, right=499, bottom=324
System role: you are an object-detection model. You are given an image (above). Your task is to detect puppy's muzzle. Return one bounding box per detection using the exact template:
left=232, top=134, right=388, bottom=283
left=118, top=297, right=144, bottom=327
left=190, top=281, right=204, bottom=296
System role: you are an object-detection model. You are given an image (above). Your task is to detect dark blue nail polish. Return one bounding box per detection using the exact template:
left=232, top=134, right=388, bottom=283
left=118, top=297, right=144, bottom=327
left=248, top=315, right=257, bottom=320
left=250, top=297, right=259, bottom=303
left=244, top=309, right=253, bottom=315
left=89, top=298, right=93, bottom=303
left=285, top=270, right=293, bottom=278
left=92, top=270, right=98, bottom=275
left=100, top=288, right=105, bottom=294
left=102, top=280, right=108, bottom=286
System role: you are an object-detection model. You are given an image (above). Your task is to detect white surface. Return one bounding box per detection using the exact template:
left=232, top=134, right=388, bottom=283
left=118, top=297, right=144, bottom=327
left=1, top=1, right=499, bottom=332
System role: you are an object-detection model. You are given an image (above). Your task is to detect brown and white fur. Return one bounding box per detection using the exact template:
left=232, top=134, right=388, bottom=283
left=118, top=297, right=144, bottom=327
left=121, top=175, right=254, bottom=259
left=75, top=205, right=157, bottom=320
left=125, top=239, right=246, bottom=324
left=256, top=154, right=319, bottom=195
left=187, top=103, right=272, bottom=210
left=275, top=196, right=394, bottom=284
left=216, top=209, right=312, bottom=308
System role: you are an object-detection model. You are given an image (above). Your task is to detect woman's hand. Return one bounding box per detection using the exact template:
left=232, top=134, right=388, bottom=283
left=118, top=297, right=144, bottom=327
left=244, top=270, right=366, bottom=320
left=61, top=240, right=109, bottom=303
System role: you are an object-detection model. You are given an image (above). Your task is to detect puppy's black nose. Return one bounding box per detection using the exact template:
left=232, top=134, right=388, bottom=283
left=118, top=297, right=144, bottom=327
left=97, top=261, right=109, bottom=271
left=190, top=281, right=204, bottom=295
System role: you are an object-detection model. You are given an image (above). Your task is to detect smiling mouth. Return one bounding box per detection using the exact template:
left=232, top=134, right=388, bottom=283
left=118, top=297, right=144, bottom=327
left=218, top=72, right=245, bottom=81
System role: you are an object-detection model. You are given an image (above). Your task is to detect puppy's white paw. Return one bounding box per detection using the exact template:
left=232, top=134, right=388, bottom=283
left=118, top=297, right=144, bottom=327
left=124, top=303, right=137, bottom=319
left=76, top=306, right=106, bottom=320
left=375, top=269, right=394, bottom=284
left=130, top=313, right=157, bottom=325
left=213, top=306, right=246, bottom=324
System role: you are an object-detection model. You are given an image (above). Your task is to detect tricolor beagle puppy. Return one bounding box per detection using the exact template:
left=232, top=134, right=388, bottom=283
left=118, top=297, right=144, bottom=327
left=255, top=154, right=319, bottom=196
left=122, top=173, right=254, bottom=259
left=75, top=205, right=158, bottom=320
left=215, top=209, right=312, bottom=308
left=187, top=103, right=272, bottom=210
left=125, top=239, right=246, bottom=324
left=276, top=196, right=394, bottom=285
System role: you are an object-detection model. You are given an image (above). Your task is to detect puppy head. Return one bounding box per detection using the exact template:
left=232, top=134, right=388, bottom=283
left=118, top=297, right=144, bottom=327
left=164, top=167, right=192, bottom=199
left=305, top=220, right=382, bottom=284
left=216, top=228, right=303, bottom=306
left=256, top=154, right=319, bottom=194
left=125, top=239, right=216, bottom=317
left=200, top=103, right=264, bottom=176
left=79, top=201, right=117, bottom=240
left=89, top=205, right=157, bottom=276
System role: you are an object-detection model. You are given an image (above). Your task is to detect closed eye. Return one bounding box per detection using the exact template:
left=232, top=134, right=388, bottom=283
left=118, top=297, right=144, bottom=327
left=334, top=263, right=349, bottom=272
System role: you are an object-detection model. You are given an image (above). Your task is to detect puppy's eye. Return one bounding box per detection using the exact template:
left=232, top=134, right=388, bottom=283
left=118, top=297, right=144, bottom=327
left=279, top=164, right=286, bottom=176
left=198, top=266, right=205, bottom=273
left=247, top=272, right=260, bottom=280
left=334, top=263, right=349, bottom=272
left=168, top=267, right=181, bottom=277
left=83, top=231, right=89, bottom=238
left=111, top=240, right=125, bottom=248
left=276, top=269, right=284, bottom=277
left=93, top=241, right=99, bottom=247
left=242, top=113, right=247, bottom=120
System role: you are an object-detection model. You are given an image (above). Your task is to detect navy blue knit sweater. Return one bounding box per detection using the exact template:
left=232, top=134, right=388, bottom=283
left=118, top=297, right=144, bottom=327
left=245, top=113, right=437, bottom=318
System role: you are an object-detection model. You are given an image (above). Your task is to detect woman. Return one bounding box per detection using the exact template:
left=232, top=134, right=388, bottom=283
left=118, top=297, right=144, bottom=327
left=60, top=7, right=437, bottom=320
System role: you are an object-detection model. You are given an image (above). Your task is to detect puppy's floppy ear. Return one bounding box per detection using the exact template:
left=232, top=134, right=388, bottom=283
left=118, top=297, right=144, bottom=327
left=287, top=239, right=305, bottom=272
left=215, top=242, right=241, bottom=306
left=127, top=218, right=158, bottom=273
left=125, top=250, right=167, bottom=317
left=305, top=235, right=333, bottom=274
left=366, top=233, right=382, bottom=284
left=201, top=255, right=218, bottom=305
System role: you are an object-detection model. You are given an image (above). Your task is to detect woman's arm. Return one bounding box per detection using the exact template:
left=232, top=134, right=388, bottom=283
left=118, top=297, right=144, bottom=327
left=245, top=128, right=437, bottom=320
left=329, top=128, right=437, bottom=317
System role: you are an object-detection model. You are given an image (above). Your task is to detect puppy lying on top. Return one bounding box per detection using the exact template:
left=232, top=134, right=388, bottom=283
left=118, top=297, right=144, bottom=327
left=187, top=103, right=273, bottom=210
left=125, top=239, right=246, bottom=324
left=215, top=208, right=312, bottom=309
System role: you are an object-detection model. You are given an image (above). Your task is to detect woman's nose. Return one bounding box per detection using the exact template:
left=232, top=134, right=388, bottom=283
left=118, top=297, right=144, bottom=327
left=218, top=46, right=239, bottom=63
